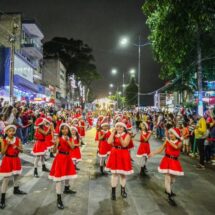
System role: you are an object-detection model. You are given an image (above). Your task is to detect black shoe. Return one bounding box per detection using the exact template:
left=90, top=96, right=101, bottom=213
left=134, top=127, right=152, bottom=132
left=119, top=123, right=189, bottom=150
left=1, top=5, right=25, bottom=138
left=42, top=164, right=50, bottom=172
left=165, top=190, right=176, bottom=197
left=168, top=194, right=177, bottom=207
left=57, top=194, right=64, bottom=209
left=75, top=166, right=80, bottom=171
left=121, top=186, right=127, bottom=198
left=143, top=166, right=148, bottom=172
left=13, top=187, right=27, bottom=195
left=111, top=187, right=116, bottom=200
left=0, top=193, right=6, bottom=209
left=63, top=186, right=76, bottom=194
left=50, top=152, right=55, bottom=158
left=140, top=167, right=147, bottom=176
left=100, top=166, right=104, bottom=174
left=34, top=168, right=39, bottom=178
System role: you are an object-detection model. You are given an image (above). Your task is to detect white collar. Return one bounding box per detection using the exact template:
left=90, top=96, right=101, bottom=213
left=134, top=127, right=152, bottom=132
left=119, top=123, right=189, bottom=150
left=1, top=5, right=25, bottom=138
left=6, top=137, right=16, bottom=144
left=116, top=132, right=125, bottom=137
left=168, top=139, right=178, bottom=144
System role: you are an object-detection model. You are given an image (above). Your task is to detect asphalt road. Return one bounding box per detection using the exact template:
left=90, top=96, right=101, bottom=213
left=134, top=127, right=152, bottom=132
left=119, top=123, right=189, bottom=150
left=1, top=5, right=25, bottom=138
left=1, top=128, right=215, bottom=215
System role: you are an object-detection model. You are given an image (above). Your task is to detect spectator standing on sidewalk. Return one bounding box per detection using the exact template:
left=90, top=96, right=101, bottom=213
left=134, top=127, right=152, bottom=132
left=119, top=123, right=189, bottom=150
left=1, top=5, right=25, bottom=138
left=194, top=114, right=207, bottom=169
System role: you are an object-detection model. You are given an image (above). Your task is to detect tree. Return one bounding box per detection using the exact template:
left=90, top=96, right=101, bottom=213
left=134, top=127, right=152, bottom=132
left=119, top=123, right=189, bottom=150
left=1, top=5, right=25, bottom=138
left=43, top=37, right=101, bottom=90
left=125, top=77, right=138, bottom=106
left=142, top=0, right=215, bottom=114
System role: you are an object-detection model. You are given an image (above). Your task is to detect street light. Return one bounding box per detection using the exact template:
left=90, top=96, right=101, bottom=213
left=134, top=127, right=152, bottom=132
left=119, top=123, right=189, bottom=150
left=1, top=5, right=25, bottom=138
left=129, top=69, right=135, bottom=77
left=119, top=36, right=151, bottom=108
left=118, top=91, right=122, bottom=95
left=109, top=83, right=114, bottom=88
left=111, top=68, right=117, bottom=75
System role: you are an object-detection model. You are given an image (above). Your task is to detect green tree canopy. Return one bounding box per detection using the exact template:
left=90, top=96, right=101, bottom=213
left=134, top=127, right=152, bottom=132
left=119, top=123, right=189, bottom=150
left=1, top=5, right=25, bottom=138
left=43, top=37, right=101, bottom=88
left=125, top=77, right=138, bottom=106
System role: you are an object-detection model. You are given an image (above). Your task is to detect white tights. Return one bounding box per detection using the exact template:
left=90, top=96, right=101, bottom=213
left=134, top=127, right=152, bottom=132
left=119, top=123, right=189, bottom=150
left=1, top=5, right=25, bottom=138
left=99, top=157, right=105, bottom=167
left=34, top=155, right=45, bottom=168
left=140, top=156, right=147, bottom=167
left=1, top=175, right=20, bottom=193
left=55, top=180, right=74, bottom=194
left=165, top=174, right=176, bottom=194
left=111, top=174, right=126, bottom=187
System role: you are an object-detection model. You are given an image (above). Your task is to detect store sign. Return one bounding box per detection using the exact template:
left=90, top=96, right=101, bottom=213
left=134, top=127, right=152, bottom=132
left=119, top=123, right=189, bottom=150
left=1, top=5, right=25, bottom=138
left=14, top=55, right=33, bottom=83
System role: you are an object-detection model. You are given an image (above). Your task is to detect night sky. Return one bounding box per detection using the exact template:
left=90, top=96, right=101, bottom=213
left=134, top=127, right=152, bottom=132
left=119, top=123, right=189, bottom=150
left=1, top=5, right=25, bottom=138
left=0, top=0, right=163, bottom=105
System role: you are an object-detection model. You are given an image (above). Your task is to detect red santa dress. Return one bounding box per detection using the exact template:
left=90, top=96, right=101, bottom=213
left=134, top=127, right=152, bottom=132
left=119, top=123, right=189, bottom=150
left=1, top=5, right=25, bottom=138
left=98, top=130, right=112, bottom=157
left=0, top=137, right=22, bottom=176
left=136, top=131, right=151, bottom=157
left=105, top=133, right=133, bottom=175
left=158, top=140, right=184, bottom=176
left=49, top=136, right=77, bottom=181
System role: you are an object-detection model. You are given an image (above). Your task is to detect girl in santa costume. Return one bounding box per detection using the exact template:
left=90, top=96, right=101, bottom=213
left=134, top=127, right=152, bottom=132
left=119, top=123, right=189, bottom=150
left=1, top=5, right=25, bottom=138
left=70, top=126, right=82, bottom=171
left=97, top=122, right=111, bottom=175
left=136, top=122, right=152, bottom=176
left=44, top=116, right=55, bottom=158
left=95, top=115, right=103, bottom=145
left=149, top=128, right=184, bottom=207
left=32, top=118, right=50, bottom=177
left=106, top=122, right=133, bottom=200
left=0, top=125, right=27, bottom=209
left=49, top=123, right=77, bottom=210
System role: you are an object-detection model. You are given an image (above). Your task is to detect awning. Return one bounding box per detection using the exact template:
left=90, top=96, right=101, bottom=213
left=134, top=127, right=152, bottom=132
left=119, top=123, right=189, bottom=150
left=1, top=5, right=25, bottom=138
left=14, top=75, right=38, bottom=93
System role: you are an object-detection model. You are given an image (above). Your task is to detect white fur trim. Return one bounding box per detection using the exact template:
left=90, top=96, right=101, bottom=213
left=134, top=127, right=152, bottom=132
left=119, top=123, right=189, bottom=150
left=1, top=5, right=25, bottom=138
left=169, top=128, right=180, bottom=139
left=70, top=126, right=78, bottom=132
left=105, top=168, right=133, bottom=175
left=98, top=153, right=108, bottom=158
left=158, top=167, right=184, bottom=176
left=115, top=122, right=127, bottom=129
left=31, top=150, right=48, bottom=156
left=48, top=175, right=77, bottom=181
left=4, top=125, right=17, bottom=133
left=136, top=154, right=148, bottom=158
left=101, top=123, right=109, bottom=127
left=0, top=169, right=22, bottom=177
left=59, top=123, right=71, bottom=131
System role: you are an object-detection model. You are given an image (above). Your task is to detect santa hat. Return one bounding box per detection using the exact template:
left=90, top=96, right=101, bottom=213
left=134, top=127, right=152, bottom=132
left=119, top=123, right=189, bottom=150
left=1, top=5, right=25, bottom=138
left=40, top=113, right=46, bottom=118
left=35, top=118, right=45, bottom=127
left=59, top=123, right=71, bottom=131
left=4, top=125, right=17, bottom=133
left=127, top=123, right=132, bottom=130
left=70, top=126, right=78, bottom=132
left=142, top=122, right=149, bottom=130
left=101, top=118, right=109, bottom=127
left=169, top=128, right=181, bottom=139
left=115, top=122, right=127, bottom=129
left=72, top=118, right=79, bottom=123
left=115, top=115, right=122, bottom=121
left=45, top=116, right=52, bottom=123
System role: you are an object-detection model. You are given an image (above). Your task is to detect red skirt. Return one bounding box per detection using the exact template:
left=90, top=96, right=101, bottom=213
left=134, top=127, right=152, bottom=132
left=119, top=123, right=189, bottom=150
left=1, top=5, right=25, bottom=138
left=128, top=139, right=134, bottom=150
left=70, top=147, right=82, bottom=162
left=158, top=156, right=184, bottom=176
left=0, top=156, right=22, bottom=176
left=136, top=142, right=150, bottom=157
left=46, top=140, right=54, bottom=150
left=49, top=153, right=77, bottom=181
left=105, top=148, right=133, bottom=175
left=98, top=141, right=112, bottom=157
left=32, top=140, right=47, bottom=156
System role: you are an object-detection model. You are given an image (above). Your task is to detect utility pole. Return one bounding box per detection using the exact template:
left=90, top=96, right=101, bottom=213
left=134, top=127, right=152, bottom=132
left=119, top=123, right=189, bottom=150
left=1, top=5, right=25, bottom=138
left=9, top=20, right=18, bottom=105
left=137, top=35, right=141, bottom=108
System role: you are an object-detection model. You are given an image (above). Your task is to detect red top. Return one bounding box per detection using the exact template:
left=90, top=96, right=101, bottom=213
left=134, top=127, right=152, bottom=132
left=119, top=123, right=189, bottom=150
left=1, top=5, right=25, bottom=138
left=165, top=140, right=181, bottom=157
left=35, top=128, right=45, bottom=141
left=140, top=131, right=150, bottom=143
left=113, top=133, right=127, bottom=147
left=44, top=125, right=52, bottom=141
left=99, top=130, right=111, bottom=142
left=58, top=137, right=72, bottom=153
left=3, top=137, right=20, bottom=156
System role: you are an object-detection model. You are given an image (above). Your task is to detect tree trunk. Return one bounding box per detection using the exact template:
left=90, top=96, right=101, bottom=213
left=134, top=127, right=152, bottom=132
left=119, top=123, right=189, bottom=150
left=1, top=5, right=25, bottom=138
left=197, top=31, right=203, bottom=116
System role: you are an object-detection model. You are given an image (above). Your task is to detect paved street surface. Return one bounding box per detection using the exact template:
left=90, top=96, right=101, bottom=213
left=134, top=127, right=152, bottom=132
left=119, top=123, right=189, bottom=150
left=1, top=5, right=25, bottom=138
left=1, top=128, right=215, bottom=215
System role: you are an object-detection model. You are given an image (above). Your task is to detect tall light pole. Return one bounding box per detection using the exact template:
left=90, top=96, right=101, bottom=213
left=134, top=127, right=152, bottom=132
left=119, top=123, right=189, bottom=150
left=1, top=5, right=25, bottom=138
left=119, top=36, right=151, bottom=108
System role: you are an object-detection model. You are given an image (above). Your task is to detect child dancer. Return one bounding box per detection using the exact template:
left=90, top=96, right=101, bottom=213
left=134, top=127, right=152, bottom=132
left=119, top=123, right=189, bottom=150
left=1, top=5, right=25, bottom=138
left=0, top=125, right=26, bottom=209
left=49, top=123, right=77, bottom=209
left=70, top=126, right=82, bottom=170
left=150, top=128, right=184, bottom=206
left=98, top=122, right=111, bottom=175
left=106, top=122, right=133, bottom=200
left=32, top=118, right=50, bottom=177
left=136, top=122, right=152, bottom=175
